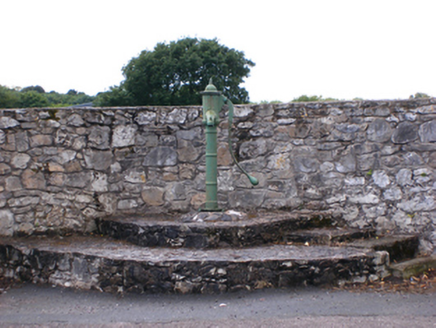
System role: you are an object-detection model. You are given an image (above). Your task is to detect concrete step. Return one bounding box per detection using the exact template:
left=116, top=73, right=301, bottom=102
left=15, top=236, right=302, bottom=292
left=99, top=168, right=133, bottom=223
left=389, top=255, right=436, bottom=279
left=0, top=235, right=389, bottom=294
left=95, top=211, right=343, bottom=249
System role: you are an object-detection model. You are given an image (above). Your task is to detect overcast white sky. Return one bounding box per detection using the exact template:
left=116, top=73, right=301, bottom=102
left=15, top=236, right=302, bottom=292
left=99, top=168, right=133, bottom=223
left=1, top=0, right=435, bottom=102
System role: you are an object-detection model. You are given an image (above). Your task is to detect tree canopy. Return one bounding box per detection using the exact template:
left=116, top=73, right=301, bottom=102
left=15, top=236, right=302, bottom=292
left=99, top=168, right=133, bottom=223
left=0, top=85, right=95, bottom=109
left=95, top=38, right=255, bottom=106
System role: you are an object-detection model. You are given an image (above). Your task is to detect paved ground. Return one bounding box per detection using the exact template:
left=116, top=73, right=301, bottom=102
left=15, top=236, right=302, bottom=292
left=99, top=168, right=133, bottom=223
left=0, top=283, right=435, bottom=327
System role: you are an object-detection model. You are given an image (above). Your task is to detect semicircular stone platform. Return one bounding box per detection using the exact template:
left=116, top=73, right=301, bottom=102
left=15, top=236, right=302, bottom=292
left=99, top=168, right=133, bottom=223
left=0, top=211, right=420, bottom=294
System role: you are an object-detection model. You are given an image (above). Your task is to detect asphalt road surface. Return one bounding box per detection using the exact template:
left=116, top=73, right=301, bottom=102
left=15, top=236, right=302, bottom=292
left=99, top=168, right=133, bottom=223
left=0, top=283, right=435, bottom=327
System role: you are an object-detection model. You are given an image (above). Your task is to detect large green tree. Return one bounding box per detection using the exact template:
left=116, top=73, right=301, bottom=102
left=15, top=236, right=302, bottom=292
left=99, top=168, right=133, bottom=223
left=96, top=38, right=255, bottom=106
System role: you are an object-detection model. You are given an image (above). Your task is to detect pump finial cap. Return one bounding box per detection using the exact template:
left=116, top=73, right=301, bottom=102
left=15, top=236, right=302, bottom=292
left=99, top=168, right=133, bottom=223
left=205, top=78, right=218, bottom=92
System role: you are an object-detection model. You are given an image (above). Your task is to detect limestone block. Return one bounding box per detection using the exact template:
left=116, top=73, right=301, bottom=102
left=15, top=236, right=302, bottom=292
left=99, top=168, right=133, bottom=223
left=240, top=139, right=268, bottom=159
left=348, top=193, right=380, bottom=205
left=419, top=120, right=436, bottom=142
left=5, top=176, right=22, bottom=191
left=134, top=111, right=157, bottom=125
left=11, top=153, right=31, bottom=169
left=176, top=127, right=202, bottom=141
left=277, top=118, right=296, bottom=125
left=250, top=122, right=275, bottom=138
left=0, top=163, right=12, bottom=175
left=143, top=147, right=178, bottom=167
left=88, top=126, right=111, bottom=149
left=22, top=169, right=46, bottom=189
left=375, top=216, right=396, bottom=230
left=335, top=152, right=356, bottom=173
left=372, top=170, right=390, bottom=188
left=383, top=187, right=403, bottom=201
left=165, top=183, right=187, bottom=201
left=217, top=143, right=232, bottom=166
left=162, top=108, right=188, bottom=124
left=0, top=117, right=19, bottom=129
left=8, top=196, right=40, bottom=207
left=84, top=150, right=112, bottom=171
left=228, top=190, right=266, bottom=209
left=345, top=177, right=365, bottom=186
left=415, top=105, right=435, bottom=114
left=234, top=106, right=254, bottom=118
left=367, top=119, right=393, bottom=142
left=117, top=199, right=138, bottom=210
left=98, top=194, right=117, bottom=213
left=403, top=152, right=423, bottom=166
left=178, top=140, right=200, bottom=163
left=391, top=122, right=418, bottom=144
left=91, top=172, right=108, bottom=192
left=66, top=114, right=85, bottom=126
left=268, top=154, right=291, bottom=170
left=64, top=172, right=92, bottom=188
left=30, top=135, right=53, bottom=147
left=124, top=169, right=146, bottom=183
left=16, top=131, right=29, bottom=151
left=112, top=125, right=137, bottom=148
left=46, top=163, right=64, bottom=172
left=0, top=130, right=4, bottom=144
left=141, top=187, right=165, bottom=206
left=0, top=209, right=14, bottom=236
left=398, top=195, right=436, bottom=213
left=48, top=173, right=65, bottom=186
left=179, top=164, right=196, bottom=180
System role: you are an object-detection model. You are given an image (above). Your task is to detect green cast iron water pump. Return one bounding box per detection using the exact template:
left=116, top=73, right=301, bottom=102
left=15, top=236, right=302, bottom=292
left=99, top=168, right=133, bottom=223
left=200, top=79, right=258, bottom=211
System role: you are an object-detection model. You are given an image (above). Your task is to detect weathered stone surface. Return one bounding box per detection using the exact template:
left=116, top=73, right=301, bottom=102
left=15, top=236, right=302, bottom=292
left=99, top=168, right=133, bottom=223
left=228, top=190, right=265, bottom=208
left=0, top=117, right=19, bottom=129
left=124, top=169, right=146, bottom=183
left=16, top=131, right=29, bottom=151
left=84, top=150, right=112, bottom=171
left=335, top=151, right=356, bottom=173
left=30, top=135, right=53, bottom=147
left=91, top=172, right=108, bottom=192
left=419, top=120, right=436, bottom=142
left=117, top=199, right=138, bottom=210
left=64, top=172, right=92, bottom=188
left=22, top=169, right=46, bottom=189
left=367, top=119, right=392, bottom=142
left=0, top=233, right=393, bottom=293
left=240, top=139, right=268, bottom=159
left=0, top=99, right=435, bottom=238
left=383, top=187, right=403, bottom=201
left=391, top=122, right=419, bottom=144
left=66, top=114, right=85, bottom=126
left=161, top=108, right=188, bottom=124
left=112, top=125, right=137, bottom=148
left=143, top=147, right=178, bottom=167
left=134, top=111, right=157, bottom=125
left=141, top=187, right=165, bottom=206
left=0, top=210, right=14, bottom=236
left=5, top=176, right=23, bottom=191
left=88, top=126, right=111, bottom=149
left=11, top=153, right=31, bottom=169
left=0, top=163, right=11, bottom=175
left=293, top=156, right=319, bottom=173
left=372, top=170, right=390, bottom=188
left=178, top=140, right=200, bottom=163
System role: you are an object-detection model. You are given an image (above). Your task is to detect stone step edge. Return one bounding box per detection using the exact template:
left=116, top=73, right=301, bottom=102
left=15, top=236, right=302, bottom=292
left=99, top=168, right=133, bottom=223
left=0, top=236, right=390, bottom=294
left=347, top=235, right=420, bottom=262
left=389, top=255, right=436, bottom=279
left=96, top=212, right=346, bottom=249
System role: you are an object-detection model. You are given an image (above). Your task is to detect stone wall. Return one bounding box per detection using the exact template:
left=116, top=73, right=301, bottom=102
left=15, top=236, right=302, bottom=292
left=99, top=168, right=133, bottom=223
left=0, top=99, right=435, bottom=247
